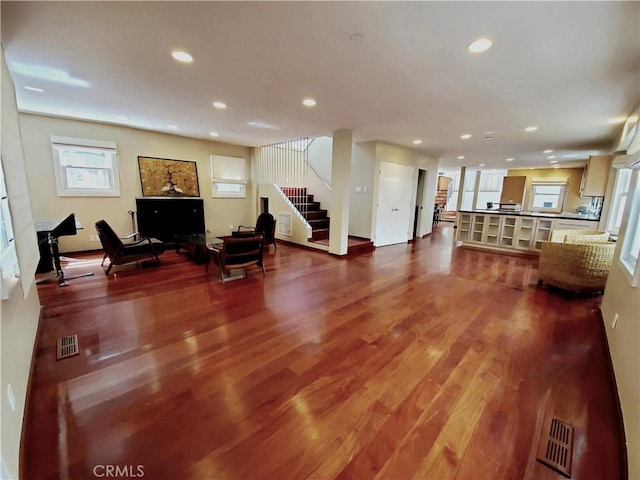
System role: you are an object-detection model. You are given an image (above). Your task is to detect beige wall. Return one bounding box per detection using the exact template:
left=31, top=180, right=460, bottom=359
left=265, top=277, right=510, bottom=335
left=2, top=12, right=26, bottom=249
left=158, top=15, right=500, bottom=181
left=19, top=114, right=253, bottom=251
left=350, top=142, right=376, bottom=238
left=507, top=167, right=586, bottom=212
left=1, top=49, right=42, bottom=480
left=371, top=142, right=439, bottom=242
left=600, top=168, right=640, bottom=479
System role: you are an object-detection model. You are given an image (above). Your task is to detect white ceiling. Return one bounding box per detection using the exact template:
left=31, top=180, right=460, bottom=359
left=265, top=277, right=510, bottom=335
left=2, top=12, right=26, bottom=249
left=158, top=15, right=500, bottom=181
left=2, top=1, right=639, bottom=170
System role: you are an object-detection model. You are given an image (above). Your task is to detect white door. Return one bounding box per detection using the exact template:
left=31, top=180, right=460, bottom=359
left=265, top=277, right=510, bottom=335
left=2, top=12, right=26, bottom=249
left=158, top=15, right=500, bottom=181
left=375, top=162, right=414, bottom=246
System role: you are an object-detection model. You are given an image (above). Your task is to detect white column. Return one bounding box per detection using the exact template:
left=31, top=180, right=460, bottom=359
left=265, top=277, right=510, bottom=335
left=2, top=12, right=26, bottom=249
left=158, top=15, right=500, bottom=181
left=329, top=129, right=352, bottom=255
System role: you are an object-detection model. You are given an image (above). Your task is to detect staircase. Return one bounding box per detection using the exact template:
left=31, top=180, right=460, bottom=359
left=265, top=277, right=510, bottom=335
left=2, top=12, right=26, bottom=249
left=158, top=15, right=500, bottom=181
left=281, top=187, right=330, bottom=240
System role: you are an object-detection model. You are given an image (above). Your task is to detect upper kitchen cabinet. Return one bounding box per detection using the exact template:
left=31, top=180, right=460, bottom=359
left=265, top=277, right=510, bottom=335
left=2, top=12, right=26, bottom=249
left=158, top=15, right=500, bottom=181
left=580, top=155, right=612, bottom=197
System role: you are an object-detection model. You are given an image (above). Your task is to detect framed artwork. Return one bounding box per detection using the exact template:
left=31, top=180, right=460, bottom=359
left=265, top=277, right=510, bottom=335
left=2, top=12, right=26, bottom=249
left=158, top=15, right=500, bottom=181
left=138, top=156, right=200, bottom=197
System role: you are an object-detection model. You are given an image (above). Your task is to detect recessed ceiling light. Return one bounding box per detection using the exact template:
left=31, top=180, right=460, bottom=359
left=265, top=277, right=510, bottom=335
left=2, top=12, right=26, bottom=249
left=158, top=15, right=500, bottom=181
left=549, top=160, right=558, bottom=164
left=171, top=51, right=193, bottom=63
left=213, top=101, right=227, bottom=109
left=547, top=155, right=556, bottom=159
left=302, top=98, right=317, bottom=107
left=457, top=156, right=465, bottom=159
left=553, top=165, right=561, bottom=168
left=543, top=149, right=553, bottom=154
left=24, top=86, right=43, bottom=92
left=460, top=134, right=472, bottom=140
left=525, top=126, right=539, bottom=132
left=413, top=139, right=422, bottom=145
left=506, top=158, right=514, bottom=162
left=478, top=163, right=486, bottom=167
left=168, top=125, right=178, bottom=130
left=209, top=131, right=219, bottom=137
left=608, top=116, right=627, bottom=124
left=467, top=38, right=493, bottom=53
left=564, top=154, right=578, bottom=158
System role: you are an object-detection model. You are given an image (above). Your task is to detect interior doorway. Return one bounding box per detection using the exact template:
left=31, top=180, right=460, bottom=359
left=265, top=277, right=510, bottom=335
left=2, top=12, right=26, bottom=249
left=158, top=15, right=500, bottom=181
left=413, top=169, right=429, bottom=239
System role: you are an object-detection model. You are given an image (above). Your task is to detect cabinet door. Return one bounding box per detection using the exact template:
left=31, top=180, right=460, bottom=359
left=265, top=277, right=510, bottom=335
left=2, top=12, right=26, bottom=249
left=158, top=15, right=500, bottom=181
left=553, top=219, right=599, bottom=230
left=514, top=217, right=535, bottom=249
left=482, top=215, right=502, bottom=244
left=532, top=219, right=553, bottom=250
left=581, top=155, right=612, bottom=197
left=470, top=214, right=485, bottom=242
left=500, top=216, right=517, bottom=246
left=456, top=213, right=472, bottom=241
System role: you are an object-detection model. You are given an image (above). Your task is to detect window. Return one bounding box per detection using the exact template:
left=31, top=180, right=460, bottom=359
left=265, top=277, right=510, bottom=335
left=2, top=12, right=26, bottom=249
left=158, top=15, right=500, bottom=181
left=51, top=136, right=120, bottom=196
left=211, top=155, right=247, bottom=198
left=0, top=157, right=20, bottom=300
left=606, top=168, right=632, bottom=234
left=475, top=170, right=506, bottom=209
left=620, top=171, right=640, bottom=286
left=529, top=179, right=567, bottom=212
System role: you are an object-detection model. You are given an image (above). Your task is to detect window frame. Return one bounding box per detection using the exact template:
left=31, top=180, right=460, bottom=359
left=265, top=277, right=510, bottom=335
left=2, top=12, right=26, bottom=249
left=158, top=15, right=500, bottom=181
left=50, top=136, right=121, bottom=197
left=0, top=156, right=20, bottom=300
left=619, top=169, right=640, bottom=287
left=210, top=154, right=247, bottom=198
left=606, top=168, right=633, bottom=234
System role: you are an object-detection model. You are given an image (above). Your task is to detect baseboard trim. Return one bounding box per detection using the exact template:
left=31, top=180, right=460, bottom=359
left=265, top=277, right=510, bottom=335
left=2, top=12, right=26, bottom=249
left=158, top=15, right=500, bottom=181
left=596, top=308, right=628, bottom=480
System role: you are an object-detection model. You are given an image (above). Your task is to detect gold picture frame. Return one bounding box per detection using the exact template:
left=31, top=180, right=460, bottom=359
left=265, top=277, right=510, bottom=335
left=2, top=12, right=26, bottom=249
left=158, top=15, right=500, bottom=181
left=138, top=156, right=200, bottom=197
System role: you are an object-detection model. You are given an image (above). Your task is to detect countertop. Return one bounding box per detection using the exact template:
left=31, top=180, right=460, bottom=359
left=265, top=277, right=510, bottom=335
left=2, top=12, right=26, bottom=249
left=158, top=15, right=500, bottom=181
left=458, top=209, right=600, bottom=221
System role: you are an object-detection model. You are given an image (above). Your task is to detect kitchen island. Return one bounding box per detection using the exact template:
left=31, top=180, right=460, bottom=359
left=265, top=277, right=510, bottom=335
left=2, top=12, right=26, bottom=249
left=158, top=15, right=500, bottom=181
left=456, top=209, right=600, bottom=254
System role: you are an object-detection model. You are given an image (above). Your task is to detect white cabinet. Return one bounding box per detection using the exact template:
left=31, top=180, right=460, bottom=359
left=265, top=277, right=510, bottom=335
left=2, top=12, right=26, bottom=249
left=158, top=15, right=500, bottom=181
left=500, top=216, right=516, bottom=247
left=456, top=213, right=472, bottom=241
left=514, top=217, right=535, bottom=249
left=532, top=218, right=553, bottom=250
left=553, top=218, right=598, bottom=230
left=482, top=215, right=502, bottom=245
left=470, top=214, right=485, bottom=242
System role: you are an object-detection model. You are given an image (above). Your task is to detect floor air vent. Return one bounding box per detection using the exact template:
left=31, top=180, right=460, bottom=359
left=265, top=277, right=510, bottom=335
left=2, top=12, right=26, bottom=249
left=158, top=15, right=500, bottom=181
left=536, top=416, right=574, bottom=478
left=57, top=334, right=79, bottom=360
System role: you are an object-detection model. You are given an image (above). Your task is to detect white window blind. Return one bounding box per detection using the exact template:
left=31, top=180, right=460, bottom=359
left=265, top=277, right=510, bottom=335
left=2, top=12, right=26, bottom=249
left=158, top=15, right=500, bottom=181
left=51, top=136, right=121, bottom=196
left=529, top=177, right=568, bottom=213
left=210, top=155, right=247, bottom=198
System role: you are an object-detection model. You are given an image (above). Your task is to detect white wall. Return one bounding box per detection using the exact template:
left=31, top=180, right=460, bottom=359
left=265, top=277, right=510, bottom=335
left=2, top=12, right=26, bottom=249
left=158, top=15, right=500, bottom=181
left=370, top=142, right=439, bottom=243
left=1, top=48, right=42, bottom=480
left=19, top=114, right=253, bottom=250
left=307, top=136, right=332, bottom=185
left=350, top=142, right=376, bottom=238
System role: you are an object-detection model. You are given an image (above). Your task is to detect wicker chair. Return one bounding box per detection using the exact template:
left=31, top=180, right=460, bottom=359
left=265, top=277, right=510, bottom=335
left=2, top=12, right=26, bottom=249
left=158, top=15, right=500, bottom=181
left=537, top=240, right=616, bottom=293
left=549, top=229, right=609, bottom=243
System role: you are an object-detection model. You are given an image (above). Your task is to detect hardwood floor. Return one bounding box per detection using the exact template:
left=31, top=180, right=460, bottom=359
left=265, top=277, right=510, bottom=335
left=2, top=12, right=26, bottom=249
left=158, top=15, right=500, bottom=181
left=26, top=224, right=623, bottom=479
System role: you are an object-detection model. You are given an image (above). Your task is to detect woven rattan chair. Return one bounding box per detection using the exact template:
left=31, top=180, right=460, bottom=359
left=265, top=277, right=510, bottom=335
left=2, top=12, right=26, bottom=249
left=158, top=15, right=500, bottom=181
left=549, top=229, right=609, bottom=243
left=537, top=240, right=616, bottom=293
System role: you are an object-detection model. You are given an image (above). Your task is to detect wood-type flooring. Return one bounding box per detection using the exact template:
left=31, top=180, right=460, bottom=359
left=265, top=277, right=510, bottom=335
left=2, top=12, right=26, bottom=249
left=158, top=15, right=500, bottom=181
left=25, top=224, right=623, bottom=479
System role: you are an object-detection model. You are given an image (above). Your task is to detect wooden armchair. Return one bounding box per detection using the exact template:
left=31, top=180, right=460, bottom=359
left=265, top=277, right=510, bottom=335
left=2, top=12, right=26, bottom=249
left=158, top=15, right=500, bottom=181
left=95, top=220, right=165, bottom=275
left=236, top=213, right=277, bottom=249
left=208, top=234, right=265, bottom=283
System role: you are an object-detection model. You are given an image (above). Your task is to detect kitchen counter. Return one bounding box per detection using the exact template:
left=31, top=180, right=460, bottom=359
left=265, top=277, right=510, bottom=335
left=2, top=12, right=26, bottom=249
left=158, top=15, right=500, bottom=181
left=459, top=209, right=600, bottom=222
left=456, top=210, right=601, bottom=254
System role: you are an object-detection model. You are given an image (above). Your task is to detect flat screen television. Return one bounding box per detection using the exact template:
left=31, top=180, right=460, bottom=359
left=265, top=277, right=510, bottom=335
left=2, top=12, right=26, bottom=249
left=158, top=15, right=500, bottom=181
left=136, top=197, right=205, bottom=242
